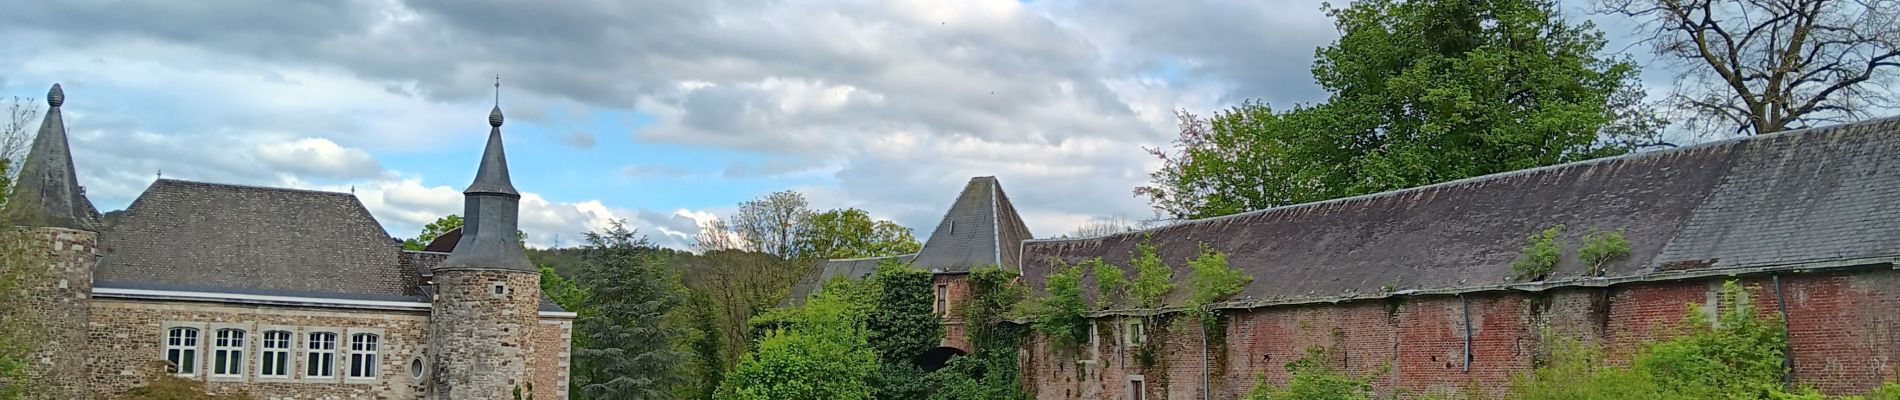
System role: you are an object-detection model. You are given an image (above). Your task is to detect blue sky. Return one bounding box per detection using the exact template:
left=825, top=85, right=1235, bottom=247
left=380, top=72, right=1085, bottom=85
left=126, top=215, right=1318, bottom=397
left=0, top=0, right=1720, bottom=249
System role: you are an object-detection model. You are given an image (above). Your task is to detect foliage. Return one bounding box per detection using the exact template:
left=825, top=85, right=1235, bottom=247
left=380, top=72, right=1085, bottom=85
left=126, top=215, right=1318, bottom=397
left=0, top=161, right=46, bottom=399
left=1186, top=243, right=1252, bottom=325
left=1242, top=347, right=1377, bottom=400
left=1088, top=257, right=1127, bottom=310
left=864, top=260, right=941, bottom=400
left=799, top=209, right=922, bottom=260
left=513, top=382, right=535, bottom=400
left=1578, top=229, right=1630, bottom=276
left=1508, top=281, right=1854, bottom=399
left=539, top=264, right=588, bottom=312
left=1512, top=226, right=1564, bottom=281
left=929, top=266, right=1029, bottom=400
left=716, top=281, right=878, bottom=400
left=1595, top=0, right=1899, bottom=135
left=674, top=249, right=816, bottom=379
left=1128, top=240, right=1176, bottom=309
left=114, top=362, right=255, bottom=400
left=572, top=221, right=694, bottom=400
left=683, top=290, right=724, bottom=400
left=727, top=190, right=813, bottom=258
left=399, top=214, right=526, bottom=250
left=1138, top=0, right=1653, bottom=219
left=1032, top=261, right=1090, bottom=352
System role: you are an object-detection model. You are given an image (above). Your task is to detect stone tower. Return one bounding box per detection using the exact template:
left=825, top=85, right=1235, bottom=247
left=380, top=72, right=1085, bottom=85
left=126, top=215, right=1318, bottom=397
left=426, top=103, right=542, bottom=399
left=12, top=83, right=102, bottom=399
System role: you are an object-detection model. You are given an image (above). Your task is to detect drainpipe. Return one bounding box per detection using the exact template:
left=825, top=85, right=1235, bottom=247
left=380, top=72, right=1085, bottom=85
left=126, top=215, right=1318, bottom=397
left=1773, top=274, right=1794, bottom=387
left=1202, top=319, right=1211, bottom=400
left=1462, top=295, right=1472, bottom=373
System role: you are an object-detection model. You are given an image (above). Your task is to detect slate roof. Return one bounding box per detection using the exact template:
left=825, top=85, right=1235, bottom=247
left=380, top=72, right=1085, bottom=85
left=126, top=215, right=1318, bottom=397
left=911, top=177, right=1034, bottom=273
left=1020, top=117, right=1900, bottom=313
left=13, top=84, right=104, bottom=231
left=96, top=179, right=424, bottom=299
left=781, top=254, right=915, bottom=307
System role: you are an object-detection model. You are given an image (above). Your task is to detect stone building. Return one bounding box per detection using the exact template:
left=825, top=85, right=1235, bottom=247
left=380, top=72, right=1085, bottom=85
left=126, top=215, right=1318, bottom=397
left=784, top=176, right=1033, bottom=367
left=14, top=84, right=573, bottom=399
left=1016, top=117, right=1900, bottom=398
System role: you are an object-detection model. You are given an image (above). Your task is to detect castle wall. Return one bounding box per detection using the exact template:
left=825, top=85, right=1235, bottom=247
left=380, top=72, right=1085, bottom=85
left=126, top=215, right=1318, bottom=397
left=525, top=317, right=574, bottom=400
left=1022, top=267, right=1900, bottom=399
left=936, top=274, right=972, bottom=352
left=427, top=270, right=542, bottom=400
left=84, top=298, right=431, bottom=399
left=20, top=228, right=95, bottom=399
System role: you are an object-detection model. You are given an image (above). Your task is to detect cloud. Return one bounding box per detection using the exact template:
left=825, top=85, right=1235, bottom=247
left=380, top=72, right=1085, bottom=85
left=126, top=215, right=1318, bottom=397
left=563, top=130, right=596, bottom=149
left=254, top=137, right=385, bottom=179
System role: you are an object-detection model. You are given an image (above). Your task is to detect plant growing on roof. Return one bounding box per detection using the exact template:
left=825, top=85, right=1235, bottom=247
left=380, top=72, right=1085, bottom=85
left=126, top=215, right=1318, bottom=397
left=1578, top=229, right=1630, bottom=276
left=1032, top=261, right=1090, bottom=353
left=1187, top=244, right=1252, bottom=331
left=1088, top=257, right=1126, bottom=310
left=1511, top=226, right=1564, bottom=281
left=1129, top=239, right=1176, bottom=309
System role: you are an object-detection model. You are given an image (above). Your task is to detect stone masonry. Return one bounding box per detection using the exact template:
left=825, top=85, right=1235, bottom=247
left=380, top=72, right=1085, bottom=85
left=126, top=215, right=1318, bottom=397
left=427, top=270, right=545, bottom=400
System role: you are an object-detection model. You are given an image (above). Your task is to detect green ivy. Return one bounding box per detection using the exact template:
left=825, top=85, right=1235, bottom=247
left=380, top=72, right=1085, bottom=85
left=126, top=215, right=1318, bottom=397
left=1129, top=239, right=1176, bottom=309
left=1087, top=257, right=1127, bottom=310
left=1242, top=346, right=1377, bottom=400
left=865, top=260, right=941, bottom=400
left=927, top=266, right=1029, bottom=400
left=717, top=279, right=878, bottom=400
left=1578, top=229, right=1630, bottom=276
left=1511, top=226, right=1564, bottom=281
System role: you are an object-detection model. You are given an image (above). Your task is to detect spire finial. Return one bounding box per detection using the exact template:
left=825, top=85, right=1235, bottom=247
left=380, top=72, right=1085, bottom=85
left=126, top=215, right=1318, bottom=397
left=488, top=75, right=504, bottom=128
left=47, top=83, right=64, bottom=107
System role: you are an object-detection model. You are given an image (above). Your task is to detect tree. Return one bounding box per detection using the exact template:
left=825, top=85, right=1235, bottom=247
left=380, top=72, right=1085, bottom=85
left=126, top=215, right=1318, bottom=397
left=728, top=191, right=812, bottom=258
left=694, top=219, right=742, bottom=253
left=1138, top=0, right=1656, bottom=219
left=1597, top=0, right=1900, bottom=135
left=864, top=260, right=941, bottom=400
left=715, top=279, right=877, bottom=400
left=798, top=209, right=921, bottom=260
left=2, top=97, right=37, bottom=172
left=572, top=221, right=693, bottom=399
left=1060, top=216, right=1134, bottom=239
left=401, top=215, right=463, bottom=250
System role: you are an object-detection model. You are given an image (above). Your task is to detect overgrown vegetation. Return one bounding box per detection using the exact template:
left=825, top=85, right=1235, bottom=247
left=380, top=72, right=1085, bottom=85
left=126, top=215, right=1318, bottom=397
left=113, top=362, right=255, bottom=400
left=1088, top=257, right=1126, bottom=310
left=927, top=266, right=1029, bottom=400
left=1511, top=226, right=1564, bottom=281
left=715, top=279, right=878, bottom=400
left=1032, top=261, right=1089, bottom=352
left=1578, top=229, right=1630, bottom=276
left=1129, top=239, right=1176, bottom=309
left=864, top=260, right=942, bottom=400
left=1242, top=346, right=1378, bottom=400
left=1186, top=243, right=1252, bottom=330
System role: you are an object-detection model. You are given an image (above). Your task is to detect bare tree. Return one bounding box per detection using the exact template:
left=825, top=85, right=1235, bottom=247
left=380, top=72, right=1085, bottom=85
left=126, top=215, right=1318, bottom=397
left=1060, top=216, right=1135, bottom=239
left=693, top=218, right=743, bottom=253
left=1, top=97, right=38, bottom=173
left=1598, top=0, right=1900, bottom=135
left=726, top=190, right=812, bottom=258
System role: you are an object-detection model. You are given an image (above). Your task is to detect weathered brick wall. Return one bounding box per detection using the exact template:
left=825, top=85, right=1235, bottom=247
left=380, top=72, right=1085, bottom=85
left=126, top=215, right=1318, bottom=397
left=427, top=270, right=541, bottom=400
left=84, top=298, right=431, bottom=398
left=1022, top=267, right=1900, bottom=399
left=937, top=274, right=971, bottom=351
left=525, top=318, right=573, bottom=400
left=20, top=228, right=95, bottom=399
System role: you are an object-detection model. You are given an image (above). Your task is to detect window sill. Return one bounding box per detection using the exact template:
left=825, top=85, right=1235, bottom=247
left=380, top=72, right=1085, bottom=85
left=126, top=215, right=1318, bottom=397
left=344, top=377, right=379, bottom=385
left=208, top=375, right=246, bottom=383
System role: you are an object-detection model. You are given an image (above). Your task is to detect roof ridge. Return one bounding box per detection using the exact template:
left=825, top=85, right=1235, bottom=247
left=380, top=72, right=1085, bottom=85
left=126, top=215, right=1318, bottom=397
left=1025, top=115, right=1900, bottom=245
left=825, top=253, right=916, bottom=262
left=154, top=178, right=358, bottom=198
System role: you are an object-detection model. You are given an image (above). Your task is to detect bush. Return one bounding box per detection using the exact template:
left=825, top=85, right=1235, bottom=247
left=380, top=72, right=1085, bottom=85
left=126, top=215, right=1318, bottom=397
left=1087, top=257, right=1126, bottom=310
left=115, top=362, right=256, bottom=400
left=1186, top=243, right=1252, bottom=327
left=1578, top=229, right=1630, bottom=276
left=1511, top=226, right=1563, bottom=281
left=716, top=280, right=877, bottom=400
left=1129, top=240, right=1176, bottom=309
left=1032, top=261, right=1089, bottom=352
left=1243, top=346, right=1376, bottom=400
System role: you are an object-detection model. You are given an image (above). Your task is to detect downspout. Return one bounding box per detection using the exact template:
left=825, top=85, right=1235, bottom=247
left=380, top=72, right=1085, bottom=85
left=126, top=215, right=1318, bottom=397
left=1202, top=319, right=1211, bottom=400
left=1772, top=274, right=1795, bottom=387
left=1462, top=295, right=1472, bottom=373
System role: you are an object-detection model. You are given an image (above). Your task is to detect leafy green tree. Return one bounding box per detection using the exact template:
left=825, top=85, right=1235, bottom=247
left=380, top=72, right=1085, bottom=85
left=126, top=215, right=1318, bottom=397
left=1031, top=261, right=1089, bottom=352
left=539, top=264, right=588, bottom=312
left=798, top=209, right=922, bottom=260
left=1128, top=241, right=1175, bottom=309
left=864, top=260, right=941, bottom=400
left=1139, top=0, right=1656, bottom=219
left=716, top=279, right=877, bottom=400
left=1088, top=258, right=1127, bottom=310
left=572, top=221, right=693, bottom=399
left=1186, top=244, right=1252, bottom=327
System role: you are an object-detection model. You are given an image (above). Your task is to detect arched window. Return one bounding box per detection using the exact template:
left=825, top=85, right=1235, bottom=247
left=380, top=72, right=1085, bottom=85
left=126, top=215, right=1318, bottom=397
left=211, top=329, right=246, bottom=377
left=348, top=333, right=380, bottom=379
left=306, top=332, right=337, bottom=378
left=258, top=330, right=293, bottom=378
left=164, top=327, right=200, bottom=376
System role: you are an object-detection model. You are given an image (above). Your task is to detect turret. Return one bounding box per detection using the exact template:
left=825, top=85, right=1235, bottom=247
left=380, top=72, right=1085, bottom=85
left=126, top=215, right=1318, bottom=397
left=13, top=83, right=99, bottom=399
left=426, top=98, right=544, bottom=399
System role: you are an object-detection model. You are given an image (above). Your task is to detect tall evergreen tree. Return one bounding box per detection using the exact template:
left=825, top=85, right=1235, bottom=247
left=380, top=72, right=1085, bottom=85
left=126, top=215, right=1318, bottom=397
left=572, top=221, right=693, bottom=399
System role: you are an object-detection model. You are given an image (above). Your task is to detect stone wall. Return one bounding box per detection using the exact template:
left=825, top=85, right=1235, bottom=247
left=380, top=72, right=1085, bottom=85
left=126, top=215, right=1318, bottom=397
left=84, top=298, right=431, bottom=399
left=20, top=228, right=95, bottom=399
left=1021, top=267, right=1900, bottom=399
left=427, top=270, right=542, bottom=400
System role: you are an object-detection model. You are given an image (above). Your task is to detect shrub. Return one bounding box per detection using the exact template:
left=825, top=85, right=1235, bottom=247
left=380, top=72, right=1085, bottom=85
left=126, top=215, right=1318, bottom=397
left=1186, top=243, right=1252, bottom=326
left=1087, top=257, right=1127, bottom=310
left=1578, top=229, right=1630, bottom=276
left=1243, top=347, right=1376, bottom=400
left=1129, top=240, right=1176, bottom=309
left=717, top=279, right=877, bottom=400
left=1511, top=226, right=1564, bottom=281
left=1032, top=261, right=1090, bottom=352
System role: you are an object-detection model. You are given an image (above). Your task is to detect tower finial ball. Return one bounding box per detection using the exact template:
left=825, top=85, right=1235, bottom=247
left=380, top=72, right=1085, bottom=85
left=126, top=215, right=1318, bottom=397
left=489, top=106, right=504, bottom=127
left=47, top=83, right=64, bottom=107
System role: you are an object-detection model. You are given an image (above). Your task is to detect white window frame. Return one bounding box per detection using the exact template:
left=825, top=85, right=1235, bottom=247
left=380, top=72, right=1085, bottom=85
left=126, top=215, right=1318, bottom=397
left=1124, top=319, right=1146, bottom=346
left=935, top=284, right=949, bottom=314
left=258, top=329, right=294, bottom=379
left=163, top=326, right=201, bottom=377
left=305, top=331, right=339, bottom=379
left=211, top=328, right=247, bottom=378
left=348, top=333, right=381, bottom=381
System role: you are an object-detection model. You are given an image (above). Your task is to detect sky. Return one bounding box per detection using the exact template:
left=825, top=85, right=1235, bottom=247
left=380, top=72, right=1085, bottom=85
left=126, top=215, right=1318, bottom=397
left=0, top=0, right=1674, bottom=249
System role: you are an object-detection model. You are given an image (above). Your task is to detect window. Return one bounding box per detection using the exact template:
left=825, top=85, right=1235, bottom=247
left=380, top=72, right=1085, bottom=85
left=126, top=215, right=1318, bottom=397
left=212, top=329, right=246, bottom=377
left=307, top=332, right=337, bottom=378
left=492, top=283, right=507, bottom=297
left=349, top=333, right=380, bottom=379
left=935, top=284, right=949, bottom=314
left=164, top=327, right=200, bottom=376
left=259, top=330, right=292, bottom=378
left=409, top=357, right=425, bottom=379
left=1124, top=319, right=1146, bottom=346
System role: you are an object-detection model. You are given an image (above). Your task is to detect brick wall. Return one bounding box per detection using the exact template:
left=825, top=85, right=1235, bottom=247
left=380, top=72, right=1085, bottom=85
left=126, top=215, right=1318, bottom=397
left=1021, top=267, right=1900, bottom=399
left=84, top=298, right=431, bottom=399
left=937, top=274, right=971, bottom=351
left=525, top=318, right=574, bottom=400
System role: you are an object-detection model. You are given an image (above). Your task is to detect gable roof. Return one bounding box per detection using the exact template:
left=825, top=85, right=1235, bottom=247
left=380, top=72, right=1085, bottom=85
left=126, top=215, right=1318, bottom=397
left=1021, top=117, right=1900, bottom=313
left=911, top=176, right=1034, bottom=273
left=96, top=179, right=423, bottom=299
left=780, top=254, right=915, bottom=307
